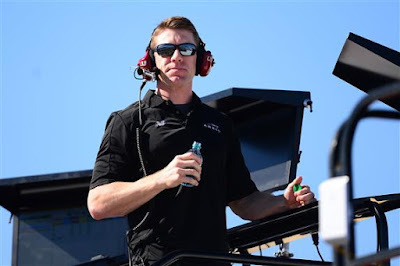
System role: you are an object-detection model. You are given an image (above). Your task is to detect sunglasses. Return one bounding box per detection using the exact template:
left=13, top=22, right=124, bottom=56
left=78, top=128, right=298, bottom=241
left=154, top=43, right=197, bottom=57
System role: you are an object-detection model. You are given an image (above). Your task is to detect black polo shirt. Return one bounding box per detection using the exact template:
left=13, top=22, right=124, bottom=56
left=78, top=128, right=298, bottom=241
left=91, top=90, right=257, bottom=264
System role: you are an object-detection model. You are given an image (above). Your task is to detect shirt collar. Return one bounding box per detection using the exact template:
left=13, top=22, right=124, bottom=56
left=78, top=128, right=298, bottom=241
left=143, top=89, right=202, bottom=109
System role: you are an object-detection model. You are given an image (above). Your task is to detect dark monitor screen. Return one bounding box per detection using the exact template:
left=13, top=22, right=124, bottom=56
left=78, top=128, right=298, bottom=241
left=236, top=106, right=300, bottom=192
left=16, top=207, right=128, bottom=266
left=203, top=88, right=309, bottom=192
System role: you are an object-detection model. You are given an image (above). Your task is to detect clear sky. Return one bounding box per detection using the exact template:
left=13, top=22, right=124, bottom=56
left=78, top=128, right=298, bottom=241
left=1, top=0, right=399, bottom=265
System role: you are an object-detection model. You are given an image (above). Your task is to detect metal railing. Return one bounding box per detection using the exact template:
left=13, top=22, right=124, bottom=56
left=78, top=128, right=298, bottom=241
left=329, top=81, right=400, bottom=266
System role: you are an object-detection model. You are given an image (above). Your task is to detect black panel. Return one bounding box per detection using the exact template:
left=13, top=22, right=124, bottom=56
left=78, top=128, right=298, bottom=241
left=16, top=207, right=128, bottom=266
left=333, top=33, right=400, bottom=111
left=203, top=88, right=310, bottom=192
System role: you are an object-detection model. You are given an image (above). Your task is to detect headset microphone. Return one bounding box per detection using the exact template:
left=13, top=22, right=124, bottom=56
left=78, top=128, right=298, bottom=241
left=142, top=68, right=158, bottom=82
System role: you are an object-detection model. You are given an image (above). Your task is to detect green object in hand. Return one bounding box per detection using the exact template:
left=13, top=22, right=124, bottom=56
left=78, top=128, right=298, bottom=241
left=293, top=184, right=302, bottom=192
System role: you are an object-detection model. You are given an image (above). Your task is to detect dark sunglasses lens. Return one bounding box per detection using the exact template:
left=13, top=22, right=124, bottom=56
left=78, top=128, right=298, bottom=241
left=179, top=44, right=196, bottom=56
left=155, top=43, right=197, bottom=57
left=156, top=44, right=176, bottom=57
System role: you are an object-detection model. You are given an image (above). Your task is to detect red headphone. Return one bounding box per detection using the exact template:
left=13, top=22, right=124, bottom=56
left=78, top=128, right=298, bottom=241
left=137, top=40, right=214, bottom=81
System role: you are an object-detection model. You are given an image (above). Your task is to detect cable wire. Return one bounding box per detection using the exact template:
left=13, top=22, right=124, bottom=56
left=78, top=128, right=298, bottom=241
left=312, top=233, right=325, bottom=262
left=315, top=245, right=324, bottom=262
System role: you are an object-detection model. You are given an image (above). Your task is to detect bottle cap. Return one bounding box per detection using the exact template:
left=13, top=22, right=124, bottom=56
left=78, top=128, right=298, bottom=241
left=192, top=141, right=202, bottom=150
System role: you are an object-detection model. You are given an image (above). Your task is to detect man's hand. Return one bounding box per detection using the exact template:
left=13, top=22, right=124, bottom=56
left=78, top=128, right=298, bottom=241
left=88, top=151, right=202, bottom=220
left=284, top=176, right=315, bottom=209
left=158, top=152, right=202, bottom=189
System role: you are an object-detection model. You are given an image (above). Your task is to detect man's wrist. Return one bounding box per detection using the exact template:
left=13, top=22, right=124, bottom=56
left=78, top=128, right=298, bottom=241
left=279, top=194, right=291, bottom=211
left=144, top=171, right=167, bottom=192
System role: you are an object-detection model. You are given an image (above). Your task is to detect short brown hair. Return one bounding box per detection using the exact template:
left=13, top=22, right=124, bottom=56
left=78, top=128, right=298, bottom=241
left=149, top=16, right=201, bottom=49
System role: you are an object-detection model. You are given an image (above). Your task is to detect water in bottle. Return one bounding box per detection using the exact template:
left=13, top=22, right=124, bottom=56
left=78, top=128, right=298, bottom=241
left=182, top=141, right=202, bottom=187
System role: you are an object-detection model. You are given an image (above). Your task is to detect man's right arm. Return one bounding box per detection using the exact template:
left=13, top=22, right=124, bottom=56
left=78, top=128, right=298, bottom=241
left=87, top=152, right=202, bottom=220
left=88, top=173, right=165, bottom=220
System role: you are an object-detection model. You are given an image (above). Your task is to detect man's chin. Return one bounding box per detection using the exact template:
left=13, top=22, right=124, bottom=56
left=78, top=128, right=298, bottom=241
left=169, top=76, right=185, bottom=81
left=167, top=75, right=189, bottom=84
left=158, top=73, right=194, bottom=88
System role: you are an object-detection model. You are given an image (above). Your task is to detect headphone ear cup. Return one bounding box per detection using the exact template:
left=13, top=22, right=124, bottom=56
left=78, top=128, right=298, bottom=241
left=137, top=49, right=158, bottom=81
left=138, top=50, right=155, bottom=72
left=197, top=50, right=214, bottom=77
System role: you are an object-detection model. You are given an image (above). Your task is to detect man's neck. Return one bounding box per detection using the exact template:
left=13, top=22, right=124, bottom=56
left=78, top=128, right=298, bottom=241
left=156, top=82, right=193, bottom=104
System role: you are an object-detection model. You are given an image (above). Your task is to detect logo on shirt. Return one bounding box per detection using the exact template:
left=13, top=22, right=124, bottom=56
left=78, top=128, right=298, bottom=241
left=155, top=120, right=166, bottom=128
left=203, top=123, right=221, bottom=134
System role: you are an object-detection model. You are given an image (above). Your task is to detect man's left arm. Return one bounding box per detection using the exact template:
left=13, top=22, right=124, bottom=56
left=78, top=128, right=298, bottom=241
left=228, top=176, right=315, bottom=221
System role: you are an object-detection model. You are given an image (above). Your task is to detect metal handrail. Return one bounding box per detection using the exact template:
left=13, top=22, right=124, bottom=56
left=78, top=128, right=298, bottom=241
left=329, top=81, right=400, bottom=265
left=351, top=247, right=400, bottom=266
left=152, top=249, right=332, bottom=266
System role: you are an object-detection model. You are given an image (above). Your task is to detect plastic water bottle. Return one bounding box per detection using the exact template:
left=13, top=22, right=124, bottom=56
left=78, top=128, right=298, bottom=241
left=182, top=141, right=202, bottom=187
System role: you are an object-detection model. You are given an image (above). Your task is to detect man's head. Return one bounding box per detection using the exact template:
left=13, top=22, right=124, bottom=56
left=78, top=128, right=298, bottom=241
left=149, top=16, right=200, bottom=50
left=150, top=17, right=200, bottom=89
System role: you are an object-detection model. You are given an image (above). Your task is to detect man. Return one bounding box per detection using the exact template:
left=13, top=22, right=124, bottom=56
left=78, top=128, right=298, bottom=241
left=87, top=16, right=315, bottom=265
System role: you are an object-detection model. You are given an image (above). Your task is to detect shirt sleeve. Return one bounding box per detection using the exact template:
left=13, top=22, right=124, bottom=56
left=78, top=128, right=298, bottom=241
left=225, top=120, right=258, bottom=204
left=90, top=112, right=140, bottom=189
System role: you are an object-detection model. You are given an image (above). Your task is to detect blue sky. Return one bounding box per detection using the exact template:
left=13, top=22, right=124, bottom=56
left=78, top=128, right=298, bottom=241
left=1, top=0, right=399, bottom=265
